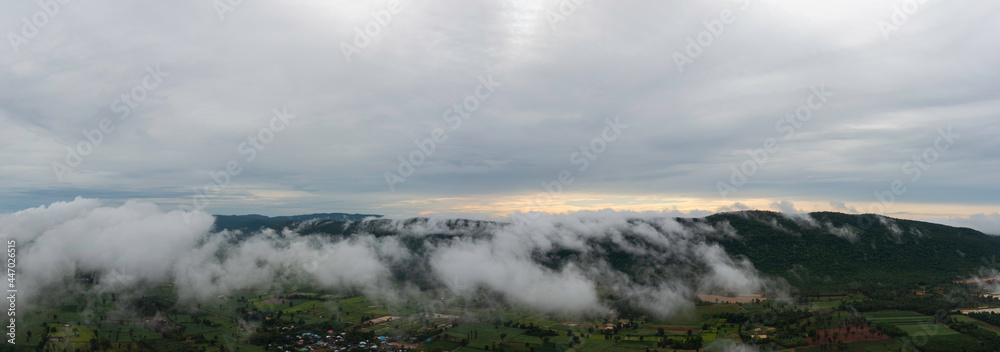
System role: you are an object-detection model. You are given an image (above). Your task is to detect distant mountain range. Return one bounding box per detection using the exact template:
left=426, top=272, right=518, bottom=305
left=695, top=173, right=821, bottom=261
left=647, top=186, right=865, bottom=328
left=212, top=212, right=381, bottom=233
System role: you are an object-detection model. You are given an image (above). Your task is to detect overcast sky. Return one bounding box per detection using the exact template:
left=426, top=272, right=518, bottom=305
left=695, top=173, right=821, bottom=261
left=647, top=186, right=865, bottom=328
left=2, top=0, right=998, bottom=232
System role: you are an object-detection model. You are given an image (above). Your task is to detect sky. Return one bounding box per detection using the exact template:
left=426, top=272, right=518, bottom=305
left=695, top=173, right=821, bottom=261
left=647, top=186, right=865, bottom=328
left=2, top=0, right=999, bottom=233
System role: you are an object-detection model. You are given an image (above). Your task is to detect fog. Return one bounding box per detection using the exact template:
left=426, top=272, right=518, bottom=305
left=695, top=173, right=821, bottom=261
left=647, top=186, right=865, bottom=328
left=1, top=198, right=787, bottom=320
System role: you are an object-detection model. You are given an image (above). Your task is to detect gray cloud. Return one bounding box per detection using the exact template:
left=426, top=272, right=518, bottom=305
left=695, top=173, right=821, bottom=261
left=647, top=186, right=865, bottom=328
left=0, top=0, right=998, bottom=224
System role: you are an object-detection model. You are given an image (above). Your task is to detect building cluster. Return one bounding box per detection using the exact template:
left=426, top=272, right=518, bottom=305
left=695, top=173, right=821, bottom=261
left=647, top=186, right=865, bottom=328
left=272, top=331, right=412, bottom=352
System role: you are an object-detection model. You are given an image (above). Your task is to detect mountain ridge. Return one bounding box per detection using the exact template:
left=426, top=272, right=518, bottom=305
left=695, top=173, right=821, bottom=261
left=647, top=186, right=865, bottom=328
left=213, top=210, right=1000, bottom=294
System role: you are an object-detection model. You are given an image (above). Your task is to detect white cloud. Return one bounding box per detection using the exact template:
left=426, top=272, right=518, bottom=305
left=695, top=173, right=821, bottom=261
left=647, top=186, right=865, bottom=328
left=2, top=198, right=787, bottom=318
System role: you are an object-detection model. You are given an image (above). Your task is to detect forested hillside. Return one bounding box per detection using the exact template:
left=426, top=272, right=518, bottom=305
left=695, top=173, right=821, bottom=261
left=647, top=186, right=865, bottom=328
left=704, top=211, right=1000, bottom=293
left=215, top=211, right=1000, bottom=293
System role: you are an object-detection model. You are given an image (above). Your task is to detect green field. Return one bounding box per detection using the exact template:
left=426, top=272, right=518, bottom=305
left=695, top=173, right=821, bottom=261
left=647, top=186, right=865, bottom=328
left=806, top=294, right=867, bottom=311
left=895, top=323, right=959, bottom=337
left=864, top=310, right=934, bottom=323
left=952, top=314, right=1000, bottom=336
left=863, top=311, right=958, bottom=338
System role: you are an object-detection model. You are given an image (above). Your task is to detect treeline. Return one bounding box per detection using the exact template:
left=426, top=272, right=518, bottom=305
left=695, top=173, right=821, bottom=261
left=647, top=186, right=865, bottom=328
left=522, top=326, right=559, bottom=337
left=920, top=321, right=1000, bottom=352
left=713, top=312, right=749, bottom=325
left=874, top=323, right=907, bottom=337
left=712, top=308, right=812, bottom=327
left=968, top=311, right=1000, bottom=326
left=133, top=296, right=170, bottom=317
left=840, top=294, right=958, bottom=317
left=657, top=335, right=702, bottom=350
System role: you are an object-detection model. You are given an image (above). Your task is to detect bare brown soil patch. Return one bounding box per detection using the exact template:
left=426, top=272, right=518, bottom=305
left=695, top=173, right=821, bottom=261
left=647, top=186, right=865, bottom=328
left=365, top=316, right=400, bottom=325
left=805, top=322, right=889, bottom=347
left=697, top=294, right=765, bottom=304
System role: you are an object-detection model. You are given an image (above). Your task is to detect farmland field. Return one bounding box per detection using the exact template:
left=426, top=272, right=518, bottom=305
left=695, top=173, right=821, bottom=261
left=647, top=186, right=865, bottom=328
left=952, top=314, right=1000, bottom=336
left=864, top=311, right=934, bottom=324
left=895, top=323, right=959, bottom=337
left=863, top=311, right=959, bottom=338
left=14, top=276, right=1000, bottom=352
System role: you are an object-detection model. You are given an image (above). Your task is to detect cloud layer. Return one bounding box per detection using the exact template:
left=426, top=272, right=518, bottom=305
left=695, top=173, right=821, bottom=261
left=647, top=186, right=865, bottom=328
left=1, top=0, right=998, bottom=219
left=0, top=198, right=786, bottom=319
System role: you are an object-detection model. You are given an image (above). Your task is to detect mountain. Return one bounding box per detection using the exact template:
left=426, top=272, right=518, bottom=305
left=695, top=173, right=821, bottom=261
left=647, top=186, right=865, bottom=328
left=212, top=212, right=382, bottom=233
left=212, top=211, right=1000, bottom=293
left=701, top=211, right=1000, bottom=293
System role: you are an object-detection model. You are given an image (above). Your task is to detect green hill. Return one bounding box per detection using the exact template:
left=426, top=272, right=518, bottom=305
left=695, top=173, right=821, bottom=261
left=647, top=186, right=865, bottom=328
left=213, top=211, right=1000, bottom=293
left=702, top=211, right=1000, bottom=293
